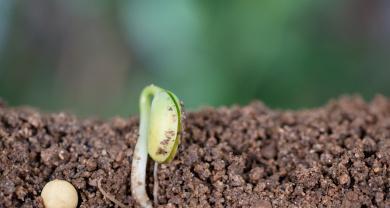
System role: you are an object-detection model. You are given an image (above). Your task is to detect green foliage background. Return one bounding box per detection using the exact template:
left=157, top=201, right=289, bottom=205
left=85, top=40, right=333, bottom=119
left=0, top=1, right=389, bottom=117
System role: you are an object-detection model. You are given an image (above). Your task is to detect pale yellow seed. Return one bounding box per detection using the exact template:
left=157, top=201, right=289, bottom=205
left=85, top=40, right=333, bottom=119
left=41, top=179, right=78, bottom=208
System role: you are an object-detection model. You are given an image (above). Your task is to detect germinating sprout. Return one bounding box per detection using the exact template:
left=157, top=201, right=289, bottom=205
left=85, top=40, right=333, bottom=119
left=98, top=85, right=182, bottom=207
left=131, top=85, right=182, bottom=207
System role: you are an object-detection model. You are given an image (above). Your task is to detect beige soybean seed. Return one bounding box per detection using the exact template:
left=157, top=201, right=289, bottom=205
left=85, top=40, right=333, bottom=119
left=41, top=179, right=78, bottom=208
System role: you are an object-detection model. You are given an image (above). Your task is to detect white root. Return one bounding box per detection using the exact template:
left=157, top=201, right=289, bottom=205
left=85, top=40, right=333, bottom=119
left=153, top=162, right=159, bottom=206
left=131, top=129, right=153, bottom=208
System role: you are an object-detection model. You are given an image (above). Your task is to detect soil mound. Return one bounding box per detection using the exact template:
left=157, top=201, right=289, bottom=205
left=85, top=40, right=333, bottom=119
left=0, top=96, right=389, bottom=207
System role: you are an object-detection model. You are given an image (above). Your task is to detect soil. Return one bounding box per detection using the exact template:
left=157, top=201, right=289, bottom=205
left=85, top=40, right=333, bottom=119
left=0, top=96, right=389, bottom=208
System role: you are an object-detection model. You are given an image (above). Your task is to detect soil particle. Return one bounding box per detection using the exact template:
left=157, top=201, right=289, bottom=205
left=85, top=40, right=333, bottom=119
left=1, top=96, right=390, bottom=207
left=249, top=167, right=265, bottom=183
left=253, top=199, right=272, bottom=208
left=338, top=173, right=351, bottom=185
left=157, top=147, right=168, bottom=155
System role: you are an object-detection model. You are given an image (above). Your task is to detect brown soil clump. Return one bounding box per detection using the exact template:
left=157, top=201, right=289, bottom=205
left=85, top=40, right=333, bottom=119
left=0, top=96, right=389, bottom=207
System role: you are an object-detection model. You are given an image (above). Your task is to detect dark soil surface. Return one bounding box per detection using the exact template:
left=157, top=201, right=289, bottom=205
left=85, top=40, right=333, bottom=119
left=0, top=96, right=389, bottom=208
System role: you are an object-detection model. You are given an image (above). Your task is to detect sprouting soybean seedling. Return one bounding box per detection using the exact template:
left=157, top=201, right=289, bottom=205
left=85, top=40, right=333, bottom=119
left=99, top=85, right=182, bottom=208
left=132, top=85, right=182, bottom=207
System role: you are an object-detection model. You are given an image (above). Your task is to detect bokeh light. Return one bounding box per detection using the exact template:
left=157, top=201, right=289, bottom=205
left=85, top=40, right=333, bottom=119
left=0, top=1, right=389, bottom=117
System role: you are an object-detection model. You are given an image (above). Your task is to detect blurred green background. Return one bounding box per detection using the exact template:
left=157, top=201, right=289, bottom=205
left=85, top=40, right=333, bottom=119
left=0, top=1, right=389, bottom=117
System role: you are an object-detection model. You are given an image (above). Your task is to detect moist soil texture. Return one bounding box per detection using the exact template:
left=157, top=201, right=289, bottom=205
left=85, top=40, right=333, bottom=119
left=0, top=96, right=389, bottom=208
